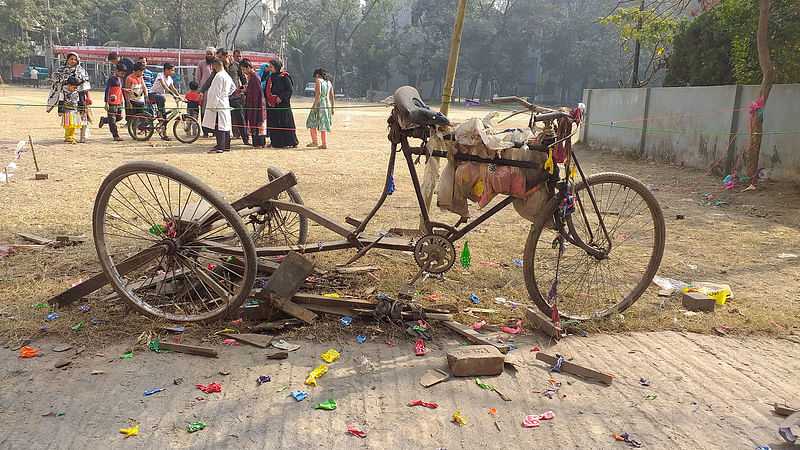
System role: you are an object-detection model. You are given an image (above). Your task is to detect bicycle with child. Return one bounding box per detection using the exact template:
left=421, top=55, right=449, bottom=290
left=127, top=97, right=200, bottom=144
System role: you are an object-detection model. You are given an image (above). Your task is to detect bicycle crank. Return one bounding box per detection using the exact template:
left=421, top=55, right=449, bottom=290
left=413, top=234, right=455, bottom=274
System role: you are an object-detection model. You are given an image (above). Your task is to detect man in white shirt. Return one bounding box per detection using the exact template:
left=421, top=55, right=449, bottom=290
left=202, top=59, right=235, bottom=153
left=29, top=68, right=39, bottom=88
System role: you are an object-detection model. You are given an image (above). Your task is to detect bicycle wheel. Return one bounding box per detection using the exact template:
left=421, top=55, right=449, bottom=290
left=173, top=114, right=200, bottom=144
left=93, top=161, right=258, bottom=322
left=245, top=167, right=308, bottom=247
left=128, top=116, right=154, bottom=141
left=523, top=172, right=665, bottom=320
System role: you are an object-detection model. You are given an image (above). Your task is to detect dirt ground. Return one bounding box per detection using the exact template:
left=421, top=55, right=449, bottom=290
left=0, top=85, right=799, bottom=447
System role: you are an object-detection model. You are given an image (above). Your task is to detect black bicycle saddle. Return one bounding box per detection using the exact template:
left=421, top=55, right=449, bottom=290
left=393, top=86, right=451, bottom=127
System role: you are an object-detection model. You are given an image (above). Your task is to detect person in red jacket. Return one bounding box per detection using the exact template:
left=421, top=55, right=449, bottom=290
left=99, top=63, right=127, bottom=141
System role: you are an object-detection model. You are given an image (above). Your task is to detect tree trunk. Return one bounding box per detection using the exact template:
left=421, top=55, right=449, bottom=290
left=746, top=0, right=774, bottom=181
left=468, top=73, right=479, bottom=99
left=629, top=0, right=644, bottom=88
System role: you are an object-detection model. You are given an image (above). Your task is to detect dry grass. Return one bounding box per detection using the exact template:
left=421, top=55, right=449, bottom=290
left=1, top=86, right=799, bottom=349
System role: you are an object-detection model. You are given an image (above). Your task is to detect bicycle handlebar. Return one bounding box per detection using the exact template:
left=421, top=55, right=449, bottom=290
left=491, top=96, right=570, bottom=121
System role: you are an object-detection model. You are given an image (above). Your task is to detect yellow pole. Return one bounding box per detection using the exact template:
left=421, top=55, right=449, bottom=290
left=440, top=0, right=468, bottom=115
left=419, top=0, right=468, bottom=232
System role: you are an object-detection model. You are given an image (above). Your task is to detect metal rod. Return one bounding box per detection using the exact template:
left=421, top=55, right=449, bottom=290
left=352, top=142, right=398, bottom=236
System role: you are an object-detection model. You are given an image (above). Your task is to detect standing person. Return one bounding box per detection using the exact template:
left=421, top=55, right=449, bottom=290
left=226, top=50, right=247, bottom=143
left=47, top=52, right=92, bottom=142
left=202, top=59, right=236, bottom=153
left=29, top=67, right=39, bottom=88
left=305, top=68, right=334, bottom=149
left=107, top=52, right=135, bottom=77
left=195, top=47, right=215, bottom=137
left=264, top=59, right=298, bottom=148
left=239, top=58, right=266, bottom=148
left=57, top=77, right=88, bottom=144
left=99, top=63, right=127, bottom=141
left=124, top=62, right=149, bottom=126
left=185, top=80, right=201, bottom=121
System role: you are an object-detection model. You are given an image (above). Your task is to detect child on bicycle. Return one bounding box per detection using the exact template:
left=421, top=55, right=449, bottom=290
left=57, top=76, right=89, bottom=144
left=151, top=62, right=182, bottom=140
left=125, top=62, right=148, bottom=124
left=99, top=63, right=126, bottom=141
left=185, top=80, right=201, bottom=121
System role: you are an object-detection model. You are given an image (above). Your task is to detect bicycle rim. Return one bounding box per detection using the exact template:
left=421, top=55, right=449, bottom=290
left=523, top=172, right=665, bottom=320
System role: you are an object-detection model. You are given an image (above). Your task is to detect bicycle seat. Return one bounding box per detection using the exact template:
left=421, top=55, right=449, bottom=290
left=393, top=86, right=450, bottom=127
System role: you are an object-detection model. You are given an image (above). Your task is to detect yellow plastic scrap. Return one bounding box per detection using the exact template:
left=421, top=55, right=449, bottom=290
left=453, top=410, right=468, bottom=425
left=305, top=364, right=329, bottom=386
left=323, top=293, right=340, bottom=298
left=544, top=149, right=554, bottom=174
left=321, top=349, right=340, bottom=363
left=120, top=425, right=139, bottom=437
left=569, top=164, right=576, bottom=179
left=214, top=328, right=236, bottom=335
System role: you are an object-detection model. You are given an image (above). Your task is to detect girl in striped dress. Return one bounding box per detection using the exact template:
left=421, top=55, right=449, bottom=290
left=58, top=77, right=88, bottom=144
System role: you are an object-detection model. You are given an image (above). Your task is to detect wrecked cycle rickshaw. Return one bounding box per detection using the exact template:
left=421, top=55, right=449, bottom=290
left=90, top=86, right=665, bottom=323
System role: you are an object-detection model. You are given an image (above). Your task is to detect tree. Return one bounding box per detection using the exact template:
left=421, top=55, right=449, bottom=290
left=663, top=10, right=734, bottom=86
left=745, top=0, right=774, bottom=181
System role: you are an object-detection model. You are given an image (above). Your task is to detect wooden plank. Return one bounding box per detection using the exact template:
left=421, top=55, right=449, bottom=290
left=774, top=403, right=799, bottom=417
left=302, top=303, right=354, bottom=316
left=420, top=368, right=450, bottom=387
left=102, top=268, right=187, bottom=300
left=158, top=341, right=218, bottom=357
left=269, top=199, right=355, bottom=239
left=218, top=333, right=272, bottom=348
left=535, top=352, right=613, bottom=386
left=263, top=251, right=315, bottom=300
left=267, top=295, right=317, bottom=324
left=55, top=235, right=87, bottom=246
left=526, top=307, right=562, bottom=340
left=17, top=232, right=54, bottom=245
left=441, top=320, right=510, bottom=353
left=49, top=245, right=165, bottom=306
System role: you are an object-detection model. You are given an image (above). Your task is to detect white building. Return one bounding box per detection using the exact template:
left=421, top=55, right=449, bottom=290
left=224, top=0, right=282, bottom=50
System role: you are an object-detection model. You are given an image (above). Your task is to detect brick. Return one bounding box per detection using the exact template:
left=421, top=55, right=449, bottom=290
left=681, top=291, right=715, bottom=312
left=446, top=345, right=505, bottom=377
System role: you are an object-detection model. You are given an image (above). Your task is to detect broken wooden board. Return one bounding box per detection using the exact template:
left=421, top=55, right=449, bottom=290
left=218, top=333, right=271, bottom=348
left=158, top=342, right=218, bottom=358
left=55, top=235, right=87, bottom=247
left=493, top=385, right=512, bottom=401
left=264, top=251, right=315, bottom=300
left=251, top=319, right=301, bottom=332
left=49, top=246, right=165, bottom=306
left=775, top=402, right=799, bottom=417
left=535, top=352, right=613, bottom=386
left=441, top=320, right=510, bottom=354
left=525, top=307, right=562, bottom=340
left=265, top=294, right=317, bottom=325
left=17, top=232, right=55, bottom=245
left=420, top=368, right=450, bottom=387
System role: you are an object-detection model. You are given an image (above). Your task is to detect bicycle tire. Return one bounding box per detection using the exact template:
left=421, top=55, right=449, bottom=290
left=128, top=116, right=154, bottom=141
left=246, top=167, right=308, bottom=246
left=93, top=161, right=258, bottom=322
left=523, top=172, right=665, bottom=320
left=173, top=114, right=200, bottom=144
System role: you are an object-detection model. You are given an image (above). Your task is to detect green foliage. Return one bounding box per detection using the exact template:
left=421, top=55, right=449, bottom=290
left=715, top=0, right=800, bottom=84
left=663, top=10, right=734, bottom=86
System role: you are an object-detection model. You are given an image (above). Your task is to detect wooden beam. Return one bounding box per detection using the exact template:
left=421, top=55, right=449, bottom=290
left=441, top=320, right=510, bottom=353
left=526, top=307, right=562, bottom=340
left=535, top=352, right=613, bottom=386
left=17, top=232, right=54, bottom=245
left=49, top=245, right=165, bottom=306
left=269, top=199, right=355, bottom=239
left=263, top=251, right=314, bottom=300
left=158, top=341, right=218, bottom=357
left=266, top=294, right=317, bottom=324
left=218, top=332, right=272, bottom=348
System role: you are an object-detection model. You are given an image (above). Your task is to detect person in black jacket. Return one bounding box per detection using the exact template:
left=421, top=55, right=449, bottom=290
left=264, top=59, right=298, bottom=148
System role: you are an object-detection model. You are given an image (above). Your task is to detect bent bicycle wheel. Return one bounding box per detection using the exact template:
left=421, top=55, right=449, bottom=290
left=173, top=114, right=200, bottom=144
left=245, top=167, right=308, bottom=247
left=523, top=172, right=665, bottom=320
left=128, top=116, right=154, bottom=141
left=93, top=161, right=257, bottom=322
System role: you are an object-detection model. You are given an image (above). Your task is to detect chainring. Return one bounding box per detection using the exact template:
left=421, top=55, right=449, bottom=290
left=414, top=234, right=456, bottom=273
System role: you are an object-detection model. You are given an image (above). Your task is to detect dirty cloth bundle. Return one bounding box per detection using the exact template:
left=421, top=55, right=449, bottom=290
left=428, top=113, right=550, bottom=220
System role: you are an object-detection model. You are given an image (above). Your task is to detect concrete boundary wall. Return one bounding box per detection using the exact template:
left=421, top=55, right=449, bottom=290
left=580, top=85, right=800, bottom=182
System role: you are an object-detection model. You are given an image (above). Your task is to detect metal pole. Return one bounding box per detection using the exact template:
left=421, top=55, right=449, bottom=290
left=418, top=0, right=468, bottom=231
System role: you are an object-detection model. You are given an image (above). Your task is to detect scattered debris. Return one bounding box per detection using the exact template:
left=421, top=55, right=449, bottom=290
left=52, top=343, right=72, bottom=352
left=347, top=426, right=367, bottom=438
left=489, top=408, right=498, bottom=415
left=119, top=425, right=139, bottom=438
left=611, top=432, right=642, bottom=448
left=777, top=253, right=798, bottom=259
left=681, top=291, right=716, bottom=312
left=315, top=398, right=337, bottom=410
left=525, top=308, right=561, bottom=340
left=409, top=400, right=438, bottom=409
left=266, top=351, right=289, bottom=360
left=447, top=345, right=505, bottom=377
left=305, top=364, right=329, bottom=386
left=442, top=320, right=510, bottom=353
left=420, top=369, right=450, bottom=387
left=774, top=402, right=799, bottom=416
left=271, top=340, right=300, bottom=352
left=219, top=333, right=271, bottom=348
left=143, top=389, right=165, bottom=397
left=453, top=410, right=468, bottom=425
left=187, top=422, right=206, bottom=433
left=195, top=383, right=222, bottom=393
left=257, top=375, right=271, bottom=384
left=290, top=390, right=309, bottom=401
left=535, top=353, right=613, bottom=385
left=321, top=349, right=341, bottom=363
left=54, top=359, right=72, bottom=368
left=339, top=315, right=352, bottom=326
left=780, top=411, right=800, bottom=444
left=18, top=346, right=38, bottom=358
left=639, top=378, right=650, bottom=387
left=157, top=342, right=217, bottom=357
left=415, top=339, right=426, bottom=356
